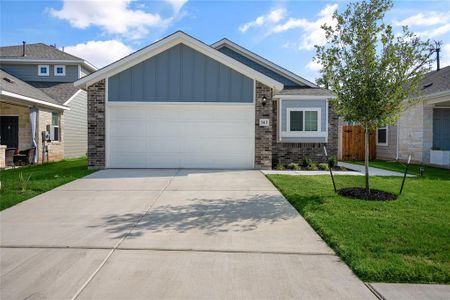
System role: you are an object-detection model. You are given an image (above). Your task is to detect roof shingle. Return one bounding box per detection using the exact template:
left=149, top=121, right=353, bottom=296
left=0, top=43, right=82, bottom=61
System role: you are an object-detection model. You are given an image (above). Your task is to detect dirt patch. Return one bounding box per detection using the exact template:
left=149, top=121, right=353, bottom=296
left=338, top=187, right=397, bottom=201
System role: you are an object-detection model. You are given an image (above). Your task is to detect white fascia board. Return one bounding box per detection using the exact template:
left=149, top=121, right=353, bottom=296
left=424, top=90, right=450, bottom=105
left=0, top=58, right=82, bottom=65
left=63, top=89, right=83, bottom=106
left=75, top=32, right=283, bottom=90
left=274, top=95, right=335, bottom=100
left=1, top=90, right=69, bottom=110
left=82, top=60, right=97, bottom=72
left=212, top=38, right=317, bottom=88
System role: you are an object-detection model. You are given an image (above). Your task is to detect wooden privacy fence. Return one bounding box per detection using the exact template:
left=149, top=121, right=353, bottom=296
left=342, top=125, right=376, bottom=161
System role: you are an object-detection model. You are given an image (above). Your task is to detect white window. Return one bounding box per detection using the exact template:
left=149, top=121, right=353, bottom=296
left=287, top=108, right=321, bottom=133
left=376, top=126, right=388, bottom=146
left=38, top=65, right=49, bottom=76
left=54, top=65, right=66, bottom=76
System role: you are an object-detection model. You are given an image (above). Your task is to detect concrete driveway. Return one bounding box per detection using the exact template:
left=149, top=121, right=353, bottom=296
left=0, top=169, right=376, bottom=299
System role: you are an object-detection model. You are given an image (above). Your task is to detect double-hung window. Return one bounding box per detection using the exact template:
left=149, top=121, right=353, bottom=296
left=38, top=65, right=49, bottom=76
left=54, top=65, right=66, bottom=76
left=287, top=108, right=321, bottom=133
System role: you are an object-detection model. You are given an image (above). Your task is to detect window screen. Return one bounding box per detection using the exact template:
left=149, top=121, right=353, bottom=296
left=377, top=127, right=387, bottom=144
left=305, top=111, right=318, bottom=131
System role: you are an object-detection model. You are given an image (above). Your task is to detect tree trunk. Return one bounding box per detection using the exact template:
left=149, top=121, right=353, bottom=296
left=364, top=126, right=370, bottom=194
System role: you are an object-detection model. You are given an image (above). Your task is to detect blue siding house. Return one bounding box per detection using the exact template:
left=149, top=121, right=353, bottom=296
left=75, top=31, right=338, bottom=170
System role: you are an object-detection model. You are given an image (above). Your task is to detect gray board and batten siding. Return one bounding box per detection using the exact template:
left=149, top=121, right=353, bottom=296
left=217, top=45, right=304, bottom=88
left=108, top=43, right=254, bottom=103
left=0, top=64, right=79, bottom=83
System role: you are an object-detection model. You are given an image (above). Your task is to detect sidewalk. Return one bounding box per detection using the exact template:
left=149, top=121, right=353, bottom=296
left=263, top=162, right=414, bottom=177
left=367, top=283, right=450, bottom=300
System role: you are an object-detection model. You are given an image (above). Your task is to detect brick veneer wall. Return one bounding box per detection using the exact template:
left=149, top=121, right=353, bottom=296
left=254, top=81, right=273, bottom=169
left=87, top=80, right=106, bottom=169
left=272, top=102, right=339, bottom=166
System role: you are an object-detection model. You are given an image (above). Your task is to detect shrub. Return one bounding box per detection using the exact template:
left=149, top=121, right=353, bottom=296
left=275, top=163, right=285, bottom=170
left=328, top=155, right=337, bottom=168
left=307, top=162, right=318, bottom=170
left=287, top=163, right=300, bottom=170
left=318, top=163, right=329, bottom=170
left=302, top=158, right=313, bottom=168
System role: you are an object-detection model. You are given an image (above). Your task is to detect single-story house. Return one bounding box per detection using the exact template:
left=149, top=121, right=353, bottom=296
left=376, top=65, right=450, bottom=167
left=75, top=31, right=337, bottom=170
left=0, top=43, right=96, bottom=167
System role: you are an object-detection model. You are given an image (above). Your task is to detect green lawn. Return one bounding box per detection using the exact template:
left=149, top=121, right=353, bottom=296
left=347, top=160, right=450, bottom=180
left=267, top=167, right=450, bottom=283
left=0, top=157, right=95, bottom=211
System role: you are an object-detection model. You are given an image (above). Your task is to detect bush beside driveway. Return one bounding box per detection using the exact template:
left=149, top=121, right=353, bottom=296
left=0, top=157, right=95, bottom=211
left=267, top=169, right=450, bottom=284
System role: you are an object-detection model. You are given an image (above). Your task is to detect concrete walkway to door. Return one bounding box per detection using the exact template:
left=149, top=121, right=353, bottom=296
left=0, top=169, right=376, bottom=299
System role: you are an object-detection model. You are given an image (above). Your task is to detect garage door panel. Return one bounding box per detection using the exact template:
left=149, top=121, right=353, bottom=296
left=110, top=109, right=146, bottom=121
left=110, top=120, right=146, bottom=137
left=147, top=137, right=180, bottom=153
left=108, top=104, right=254, bottom=169
left=110, top=137, right=147, bottom=152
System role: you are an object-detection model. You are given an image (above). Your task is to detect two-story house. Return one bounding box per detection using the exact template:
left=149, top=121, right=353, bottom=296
left=0, top=42, right=96, bottom=167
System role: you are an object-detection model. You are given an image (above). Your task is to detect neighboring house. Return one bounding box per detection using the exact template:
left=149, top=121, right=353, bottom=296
left=75, top=31, right=337, bottom=170
left=0, top=42, right=96, bottom=165
left=376, top=65, right=450, bottom=167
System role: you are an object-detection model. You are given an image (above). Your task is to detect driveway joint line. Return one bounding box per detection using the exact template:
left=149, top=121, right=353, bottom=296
left=0, top=245, right=335, bottom=256
left=364, top=283, right=386, bottom=300
left=70, top=169, right=181, bottom=300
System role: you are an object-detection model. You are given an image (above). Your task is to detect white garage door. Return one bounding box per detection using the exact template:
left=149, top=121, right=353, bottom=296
left=107, top=104, right=255, bottom=169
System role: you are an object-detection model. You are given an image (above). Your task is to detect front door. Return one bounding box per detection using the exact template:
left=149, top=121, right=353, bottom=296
left=0, top=116, right=19, bottom=148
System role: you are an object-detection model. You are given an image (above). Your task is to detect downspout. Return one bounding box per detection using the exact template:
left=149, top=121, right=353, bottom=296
left=396, top=120, right=399, bottom=160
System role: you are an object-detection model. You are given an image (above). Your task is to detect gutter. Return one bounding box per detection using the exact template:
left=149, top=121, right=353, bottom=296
left=0, top=90, right=69, bottom=110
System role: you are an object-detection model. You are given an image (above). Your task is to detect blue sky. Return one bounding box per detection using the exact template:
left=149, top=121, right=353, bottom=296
left=1, top=0, right=450, bottom=82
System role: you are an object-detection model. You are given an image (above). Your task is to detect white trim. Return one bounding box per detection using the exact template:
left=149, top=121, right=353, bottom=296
left=274, top=95, right=334, bottom=100
left=376, top=126, right=389, bottom=146
left=54, top=65, right=66, bottom=76
left=63, top=89, right=83, bottom=106
left=0, top=90, right=69, bottom=110
left=78, top=65, right=82, bottom=79
left=74, top=32, right=283, bottom=90
left=106, top=101, right=255, bottom=106
left=38, top=64, right=49, bottom=76
left=105, top=77, right=110, bottom=168
left=285, top=107, right=321, bottom=134
left=212, top=38, right=317, bottom=88
left=326, top=99, right=329, bottom=134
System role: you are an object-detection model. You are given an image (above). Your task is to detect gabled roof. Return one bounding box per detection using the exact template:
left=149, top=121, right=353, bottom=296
left=212, top=38, right=317, bottom=88
left=27, top=81, right=80, bottom=105
left=0, top=43, right=97, bottom=72
left=75, top=31, right=284, bottom=90
left=0, top=69, right=68, bottom=110
left=420, top=65, right=450, bottom=96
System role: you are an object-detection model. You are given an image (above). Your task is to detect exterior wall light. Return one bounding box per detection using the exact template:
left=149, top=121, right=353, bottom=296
left=262, top=95, right=267, bottom=106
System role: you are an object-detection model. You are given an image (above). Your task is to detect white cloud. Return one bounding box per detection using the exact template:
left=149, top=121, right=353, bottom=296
left=64, top=40, right=134, bottom=68
left=441, top=43, right=450, bottom=68
left=306, top=60, right=322, bottom=72
left=393, top=12, right=450, bottom=27
left=417, top=23, right=450, bottom=39
left=49, top=0, right=186, bottom=40
left=239, top=8, right=286, bottom=33
left=270, top=4, right=338, bottom=50
left=165, top=0, right=188, bottom=13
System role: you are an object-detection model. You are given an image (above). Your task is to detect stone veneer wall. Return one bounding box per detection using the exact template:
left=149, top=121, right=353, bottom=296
left=38, top=108, right=64, bottom=162
left=272, top=102, right=338, bottom=166
left=396, top=103, right=433, bottom=164
left=254, top=81, right=273, bottom=169
left=0, top=102, right=64, bottom=163
left=87, top=80, right=106, bottom=169
left=0, top=102, right=32, bottom=150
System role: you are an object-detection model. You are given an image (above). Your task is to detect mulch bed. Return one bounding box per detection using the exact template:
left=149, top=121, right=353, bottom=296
left=338, top=187, right=397, bottom=201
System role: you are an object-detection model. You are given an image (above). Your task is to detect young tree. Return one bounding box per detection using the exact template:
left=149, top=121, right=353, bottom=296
left=315, top=0, right=435, bottom=194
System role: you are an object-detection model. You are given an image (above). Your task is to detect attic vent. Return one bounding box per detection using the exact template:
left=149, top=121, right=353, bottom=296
left=422, top=82, right=433, bottom=89
left=3, top=77, right=14, bottom=84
